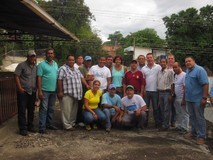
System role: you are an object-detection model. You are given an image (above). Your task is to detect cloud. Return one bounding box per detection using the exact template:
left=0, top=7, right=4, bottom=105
left=85, top=0, right=212, bottom=42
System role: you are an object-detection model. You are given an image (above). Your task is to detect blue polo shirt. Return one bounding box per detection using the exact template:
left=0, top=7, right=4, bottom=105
left=185, top=64, right=209, bottom=102
left=37, top=60, right=58, bottom=92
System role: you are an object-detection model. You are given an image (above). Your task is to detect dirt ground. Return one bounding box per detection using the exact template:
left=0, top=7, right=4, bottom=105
left=0, top=105, right=213, bottom=160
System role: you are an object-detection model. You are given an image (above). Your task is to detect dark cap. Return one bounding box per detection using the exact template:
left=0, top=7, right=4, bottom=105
left=131, top=60, right=137, bottom=64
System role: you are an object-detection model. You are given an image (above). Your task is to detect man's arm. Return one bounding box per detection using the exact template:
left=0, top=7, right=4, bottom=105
left=37, top=76, right=43, bottom=100
left=15, top=75, right=25, bottom=93
left=201, top=83, right=209, bottom=105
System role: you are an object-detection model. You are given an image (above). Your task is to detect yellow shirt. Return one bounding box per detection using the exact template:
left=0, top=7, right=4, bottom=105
left=83, top=89, right=102, bottom=110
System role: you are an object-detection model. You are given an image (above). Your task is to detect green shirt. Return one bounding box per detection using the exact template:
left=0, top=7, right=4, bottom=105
left=37, top=60, right=58, bottom=92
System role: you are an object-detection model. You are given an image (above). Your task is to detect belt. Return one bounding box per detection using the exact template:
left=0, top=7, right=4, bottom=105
left=158, top=89, right=171, bottom=92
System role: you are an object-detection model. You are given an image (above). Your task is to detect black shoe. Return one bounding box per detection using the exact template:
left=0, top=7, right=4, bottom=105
left=28, top=128, right=37, bottom=133
left=47, top=125, right=58, bottom=130
left=39, top=130, right=47, bottom=134
left=20, top=130, right=28, bottom=136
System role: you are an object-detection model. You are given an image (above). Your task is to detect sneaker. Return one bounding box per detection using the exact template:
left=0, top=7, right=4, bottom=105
left=106, top=128, right=111, bottom=132
left=78, top=122, right=85, bottom=127
left=196, top=138, right=205, bottom=145
left=65, top=127, right=75, bottom=131
left=46, top=125, right=58, bottom=130
left=92, top=124, right=98, bottom=129
left=85, top=125, right=92, bottom=131
left=20, top=130, right=28, bottom=136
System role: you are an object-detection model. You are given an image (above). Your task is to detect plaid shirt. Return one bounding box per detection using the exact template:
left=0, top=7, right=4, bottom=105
left=58, top=64, right=83, bottom=100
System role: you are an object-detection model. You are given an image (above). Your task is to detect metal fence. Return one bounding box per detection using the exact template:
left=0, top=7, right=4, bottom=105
left=0, top=75, right=17, bottom=125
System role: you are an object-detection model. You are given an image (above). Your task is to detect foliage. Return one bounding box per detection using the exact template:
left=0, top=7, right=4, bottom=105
left=163, top=5, right=213, bottom=70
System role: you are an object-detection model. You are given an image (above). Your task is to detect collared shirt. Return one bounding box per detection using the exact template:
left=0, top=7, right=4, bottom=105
left=157, top=68, right=174, bottom=91
left=123, top=70, right=145, bottom=92
left=210, top=87, right=213, bottom=97
left=141, top=64, right=161, bottom=91
left=58, top=64, right=83, bottom=100
left=185, top=64, right=209, bottom=102
left=14, top=61, right=37, bottom=94
left=37, top=60, right=58, bottom=92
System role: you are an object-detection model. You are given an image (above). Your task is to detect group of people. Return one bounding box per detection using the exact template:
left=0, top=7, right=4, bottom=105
left=14, top=48, right=212, bottom=145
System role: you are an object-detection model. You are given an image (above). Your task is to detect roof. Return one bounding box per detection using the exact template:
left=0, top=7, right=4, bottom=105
left=0, top=0, right=79, bottom=42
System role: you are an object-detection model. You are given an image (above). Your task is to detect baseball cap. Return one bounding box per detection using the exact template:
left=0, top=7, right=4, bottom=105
left=126, top=85, right=134, bottom=90
left=131, top=60, right=137, bottom=64
left=109, top=84, right=116, bottom=89
left=27, top=50, right=36, bottom=56
left=84, top=56, right=92, bottom=61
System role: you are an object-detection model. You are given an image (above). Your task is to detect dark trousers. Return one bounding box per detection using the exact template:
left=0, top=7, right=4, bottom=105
left=17, top=91, right=36, bottom=131
left=76, top=99, right=83, bottom=123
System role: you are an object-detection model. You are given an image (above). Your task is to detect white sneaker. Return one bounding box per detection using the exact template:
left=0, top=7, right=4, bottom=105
left=78, top=122, right=85, bottom=127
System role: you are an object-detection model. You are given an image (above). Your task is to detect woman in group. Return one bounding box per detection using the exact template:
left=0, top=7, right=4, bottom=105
left=82, top=80, right=106, bottom=130
left=111, top=56, right=127, bottom=98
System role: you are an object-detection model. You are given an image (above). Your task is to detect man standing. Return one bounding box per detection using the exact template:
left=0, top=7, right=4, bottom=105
left=101, top=84, right=121, bottom=132
left=137, top=55, right=146, bottom=70
left=37, top=48, right=58, bottom=134
left=14, top=50, right=37, bottom=136
left=118, top=85, right=147, bottom=130
left=123, top=60, right=145, bottom=97
left=105, top=55, right=113, bottom=69
left=173, top=62, right=189, bottom=133
left=77, top=56, right=93, bottom=126
left=141, top=53, right=161, bottom=128
left=157, top=58, right=174, bottom=130
left=167, top=53, right=176, bottom=127
left=57, top=55, right=89, bottom=131
left=184, top=56, right=209, bottom=145
left=74, top=55, right=84, bottom=69
left=89, top=56, right=111, bottom=92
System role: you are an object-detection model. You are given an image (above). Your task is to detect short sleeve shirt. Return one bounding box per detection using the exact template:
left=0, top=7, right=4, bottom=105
left=37, top=60, right=58, bottom=92
left=89, top=65, right=111, bottom=91
left=14, top=61, right=37, bottom=94
left=84, top=89, right=102, bottom=110
left=185, top=64, right=209, bottom=102
left=121, top=94, right=146, bottom=114
left=101, top=92, right=122, bottom=107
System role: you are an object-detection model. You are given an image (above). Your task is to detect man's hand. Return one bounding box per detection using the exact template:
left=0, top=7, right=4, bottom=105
left=38, top=90, right=44, bottom=100
left=114, top=106, right=120, bottom=112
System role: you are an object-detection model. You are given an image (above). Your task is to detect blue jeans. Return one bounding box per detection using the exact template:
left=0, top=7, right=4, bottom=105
left=144, top=91, right=160, bottom=127
left=186, top=101, right=206, bottom=139
left=17, top=91, right=36, bottom=131
left=103, top=108, right=116, bottom=129
left=82, top=108, right=106, bottom=125
left=39, top=91, right=56, bottom=131
left=159, top=92, right=171, bottom=129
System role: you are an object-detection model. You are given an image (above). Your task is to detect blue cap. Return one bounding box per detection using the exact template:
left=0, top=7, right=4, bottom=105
left=84, top=56, right=92, bottom=61
left=109, top=84, right=116, bottom=89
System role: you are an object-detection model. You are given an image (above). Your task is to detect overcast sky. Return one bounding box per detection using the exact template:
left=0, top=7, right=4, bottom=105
left=84, top=0, right=212, bottom=42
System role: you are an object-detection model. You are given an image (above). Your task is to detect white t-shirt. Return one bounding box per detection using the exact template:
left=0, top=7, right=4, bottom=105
left=89, top=65, right=111, bottom=91
left=141, top=64, right=161, bottom=91
left=121, top=94, right=146, bottom=115
left=174, top=72, right=186, bottom=99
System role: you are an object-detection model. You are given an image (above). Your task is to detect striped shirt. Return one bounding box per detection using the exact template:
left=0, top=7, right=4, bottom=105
left=58, top=64, right=83, bottom=100
left=157, top=69, right=174, bottom=91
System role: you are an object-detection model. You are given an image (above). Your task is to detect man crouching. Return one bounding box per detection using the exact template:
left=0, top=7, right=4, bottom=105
left=118, top=85, right=147, bottom=131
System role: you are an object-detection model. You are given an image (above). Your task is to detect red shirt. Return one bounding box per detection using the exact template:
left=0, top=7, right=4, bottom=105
left=123, top=70, right=146, bottom=92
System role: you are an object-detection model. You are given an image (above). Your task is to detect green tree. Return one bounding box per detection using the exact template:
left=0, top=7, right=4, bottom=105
left=163, top=5, right=213, bottom=70
left=122, top=28, right=165, bottom=48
